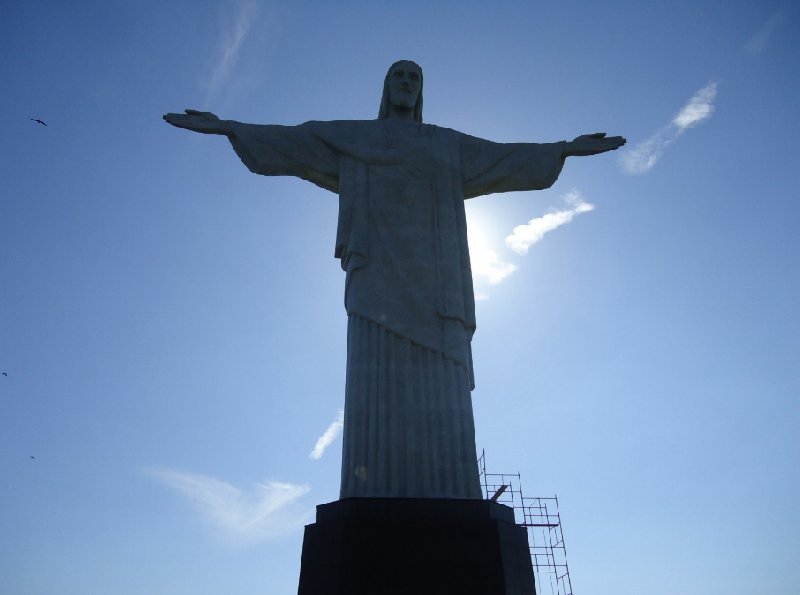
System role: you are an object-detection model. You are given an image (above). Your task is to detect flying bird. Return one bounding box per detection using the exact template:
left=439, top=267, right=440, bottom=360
left=30, top=456, right=36, bottom=460
left=30, top=118, right=48, bottom=127
left=1, top=372, right=7, bottom=376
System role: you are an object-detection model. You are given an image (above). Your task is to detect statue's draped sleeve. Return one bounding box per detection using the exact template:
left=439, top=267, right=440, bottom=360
left=459, top=135, right=567, bottom=198
left=227, top=120, right=341, bottom=193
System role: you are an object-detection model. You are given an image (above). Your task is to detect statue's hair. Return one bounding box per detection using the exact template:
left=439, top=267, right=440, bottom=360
left=378, top=60, right=423, bottom=122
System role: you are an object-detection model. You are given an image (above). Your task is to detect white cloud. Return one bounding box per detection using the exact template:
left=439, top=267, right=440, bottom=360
left=466, top=192, right=593, bottom=296
left=619, top=127, right=675, bottom=175
left=309, top=409, right=344, bottom=460
left=149, top=468, right=311, bottom=545
left=205, top=1, right=258, bottom=101
left=505, top=191, right=595, bottom=255
left=470, top=246, right=518, bottom=284
left=673, top=81, right=717, bottom=130
left=746, top=11, right=785, bottom=55
left=467, top=215, right=518, bottom=285
left=620, top=80, right=717, bottom=175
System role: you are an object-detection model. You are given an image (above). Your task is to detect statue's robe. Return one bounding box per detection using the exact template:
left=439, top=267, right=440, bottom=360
left=229, top=119, right=565, bottom=499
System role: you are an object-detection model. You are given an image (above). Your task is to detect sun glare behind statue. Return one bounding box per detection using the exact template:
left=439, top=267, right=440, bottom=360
left=465, top=211, right=517, bottom=296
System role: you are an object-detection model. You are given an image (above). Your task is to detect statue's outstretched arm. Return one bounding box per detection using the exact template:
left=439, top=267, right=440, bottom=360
left=163, top=109, right=235, bottom=137
left=562, top=133, right=626, bottom=157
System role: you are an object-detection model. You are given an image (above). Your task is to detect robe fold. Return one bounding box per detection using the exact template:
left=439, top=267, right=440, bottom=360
left=228, top=119, right=565, bottom=499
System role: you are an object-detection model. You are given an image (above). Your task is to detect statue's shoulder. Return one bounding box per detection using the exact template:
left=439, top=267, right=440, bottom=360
left=422, top=122, right=475, bottom=143
left=298, top=119, right=374, bottom=129
left=423, top=122, right=454, bottom=133
left=295, top=119, right=381, bottom=139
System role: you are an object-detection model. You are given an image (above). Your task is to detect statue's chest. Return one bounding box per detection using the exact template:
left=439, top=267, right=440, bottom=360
left=368, top=134, right=454, bottom=192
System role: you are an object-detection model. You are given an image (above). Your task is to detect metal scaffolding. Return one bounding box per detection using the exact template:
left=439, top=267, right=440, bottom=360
left=478, top=450, right=574, bottom=595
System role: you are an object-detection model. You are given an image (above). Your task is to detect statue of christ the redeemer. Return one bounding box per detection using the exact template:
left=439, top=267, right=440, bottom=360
left=164, top=60, right=625, bottom=501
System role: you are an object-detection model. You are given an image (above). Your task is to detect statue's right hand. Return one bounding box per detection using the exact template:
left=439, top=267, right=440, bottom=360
left=162, top=109, right=232, bottom=136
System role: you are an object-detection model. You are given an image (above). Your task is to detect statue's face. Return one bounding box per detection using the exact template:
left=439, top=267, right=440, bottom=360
left=387, top=62, right=421, bottom=110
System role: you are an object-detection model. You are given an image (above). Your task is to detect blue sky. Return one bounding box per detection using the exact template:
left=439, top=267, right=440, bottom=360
left=1, top=1, right=798, bottom=593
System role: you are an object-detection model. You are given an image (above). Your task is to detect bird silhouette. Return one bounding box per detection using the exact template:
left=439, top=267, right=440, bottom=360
left=31, top=118, right=48, bottom=127
left=30, top=456, right=36, bottom=460
left=1, top=372, right=7, bottom=376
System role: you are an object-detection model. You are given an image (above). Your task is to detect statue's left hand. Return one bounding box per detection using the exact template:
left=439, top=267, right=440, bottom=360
left=564, top=133, right=626, bottom=157
left=162, top=109, right=233, bottom=136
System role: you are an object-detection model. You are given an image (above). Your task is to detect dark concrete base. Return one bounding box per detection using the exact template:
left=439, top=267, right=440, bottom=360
left=297, top=497, right=535, bottom=595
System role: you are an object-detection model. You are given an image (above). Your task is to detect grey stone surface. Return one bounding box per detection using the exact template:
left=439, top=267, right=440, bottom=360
left=163, top=60, right=625, bottom=499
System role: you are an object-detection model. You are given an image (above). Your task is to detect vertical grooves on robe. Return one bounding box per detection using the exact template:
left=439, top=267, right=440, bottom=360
left=340, top=314, right=481, bottom=499
left=430, top=346, right=446, bottom=494
left=403, top=337, right=415, bottom=495
left=373, top=319, right=384, bottom=490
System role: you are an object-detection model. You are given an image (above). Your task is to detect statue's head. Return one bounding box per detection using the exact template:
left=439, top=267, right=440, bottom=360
left=378, top=60, right=423, bottom=122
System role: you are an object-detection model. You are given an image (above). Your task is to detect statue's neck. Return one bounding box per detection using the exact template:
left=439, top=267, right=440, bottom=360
left=386, top=105, right=416, bottom=121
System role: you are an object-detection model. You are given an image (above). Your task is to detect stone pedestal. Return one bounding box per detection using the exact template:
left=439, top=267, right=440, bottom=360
left=297, top=497, right=536, bottom=595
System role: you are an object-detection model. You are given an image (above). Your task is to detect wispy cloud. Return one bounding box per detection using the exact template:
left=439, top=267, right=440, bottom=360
left=470, top=245, right=518, bottom=284
left=205, top=1, right=258, bottom=102
left=745, top=11, right=785, bottom=55
left=505, top=191, right=595, bottom=255
left=620, top=80, right=717, bottom=175
left=618, top=130, right=672, bottom=175
left=149, top=468, right=311, bottom=545
left=672, top=82, right=717, bottom=130
left=309, top=410, right=344, bottom=460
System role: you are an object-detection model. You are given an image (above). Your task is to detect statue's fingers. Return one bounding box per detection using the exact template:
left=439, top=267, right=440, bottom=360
left=185, top=109, right=203, bottom=115
left=163, top=113, right=185, bottom=124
